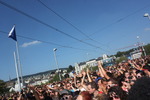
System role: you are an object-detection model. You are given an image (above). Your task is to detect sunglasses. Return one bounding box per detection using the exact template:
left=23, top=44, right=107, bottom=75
left=61, top=96, right=69, bottom=100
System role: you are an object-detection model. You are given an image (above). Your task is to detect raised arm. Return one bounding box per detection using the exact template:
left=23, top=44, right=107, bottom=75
left=98, top=61, right=110, bottom=79
left=86, top=68, right=92, bottom=82
left=73, top=73, right=77, bottom=87
left=98, top=62, right=104, bottom=77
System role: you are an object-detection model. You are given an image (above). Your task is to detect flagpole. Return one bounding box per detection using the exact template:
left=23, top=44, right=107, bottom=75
left=16, top=41, right=24, bottom=87
left=14, top=51, right=21, bottom=91
left=8, top=25, right=23, bottom=88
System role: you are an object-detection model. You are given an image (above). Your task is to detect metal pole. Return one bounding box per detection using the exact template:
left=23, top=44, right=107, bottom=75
left=141, top=43, right=147, bottom=56
left=53, top=48, right=61, bottom=80
left=14, top=52, right=21, bottom=91
left=16, top=42, right=24, bottom=87
left=137, top=36, right=146, bottom=56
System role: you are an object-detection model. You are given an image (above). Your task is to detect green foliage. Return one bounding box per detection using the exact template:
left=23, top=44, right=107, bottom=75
left=116, top=56, right=128, bottom=64
left=49, top=73, right=61, bottom=83
left=116, top=51, right=124, bottom=57
left=144, top=44, right=150, bottom=55
left=114, top=44, right=149, bottom=58
left=91, top=66, right=98, bottom=71
left=115, top=49, right=134, bottom=57
left=67, top=65, right=74, bottom=73
left=0, top=80, right=8, bottom=94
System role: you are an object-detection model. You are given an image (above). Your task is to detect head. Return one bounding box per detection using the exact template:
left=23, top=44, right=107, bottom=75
left=108, top=86, right=127, bottom=100
left=87, top=81, right=98, bottom=94
left=66, top=83, right=72, bottom=90
left=143, top=65, right=150, bottom=76
left=124, top=71, right=130, bottom=78
left=127, top=77, right=150, bottom=100
left=76, top=91, right=92, bottom=100
left=93, top=93, right=108, bottom=100
left=101, top=78, right=108, bottom=86
left=60, top=93, right=72, bottom=100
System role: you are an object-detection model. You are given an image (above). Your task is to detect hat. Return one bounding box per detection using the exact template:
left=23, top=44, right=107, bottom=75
left=95, top=77, right=102, bottom=83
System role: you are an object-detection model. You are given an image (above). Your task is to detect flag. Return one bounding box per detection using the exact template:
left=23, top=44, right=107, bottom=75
left=8, top=25, right=17, bottom=41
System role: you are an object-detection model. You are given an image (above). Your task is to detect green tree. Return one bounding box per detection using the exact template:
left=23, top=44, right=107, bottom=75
left=67, top=65, right=74, bottom=72
left=116, top=56, right=128, bottom=64
left=91, top=66, right=98, bottom=71
left=0, top=80, right=8, bottom=94
left=116, top=51, right=125, bottom=57
left=144, top=44, right=150, bottom=55
left=49, top=73, right=60, bottom=83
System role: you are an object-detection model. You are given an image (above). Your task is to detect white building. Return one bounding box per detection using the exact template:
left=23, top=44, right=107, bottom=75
left=86, top=59, right=97, bottom=67
left=130, top=50, right=142, bottom=59
left=103, top=54, right=108, bottom=60
left=75, top=62, right=86, bottom=74
left=75, top=58, right=103, bottom=74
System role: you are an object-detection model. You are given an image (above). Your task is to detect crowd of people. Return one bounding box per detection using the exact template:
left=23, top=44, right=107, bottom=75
left=1, top=55, right=150, bottom=100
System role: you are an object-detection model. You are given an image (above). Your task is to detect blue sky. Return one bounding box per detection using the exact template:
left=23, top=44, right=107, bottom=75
left=0, top=0, right=150, bottom=81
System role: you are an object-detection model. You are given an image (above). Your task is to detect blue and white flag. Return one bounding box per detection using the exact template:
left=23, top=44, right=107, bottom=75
left=8, top=25, right=17, bottom=41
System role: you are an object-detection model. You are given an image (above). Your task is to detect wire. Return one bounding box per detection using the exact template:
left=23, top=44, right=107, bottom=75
left=37, top=0, right=107, bottom=48
left=0, top=0, right=103, bottom=50
left=0, top=30, right=95, bottom=51
left=89, top=3, right=150, bottom=36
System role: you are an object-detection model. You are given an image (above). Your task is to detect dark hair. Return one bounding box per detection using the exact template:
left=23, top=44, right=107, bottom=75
left=88, top=81, right=98, bottom=90
left=127, top=77, right=150, bottom=100
left=143, top=65, right=150, bottom=71
left=101, top=78, right=109, bottom=83
left=108, top=86, right=127, bottom=100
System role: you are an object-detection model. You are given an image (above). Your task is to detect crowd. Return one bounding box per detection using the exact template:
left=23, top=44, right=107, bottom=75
left=1, top=55, right=150, bottom=100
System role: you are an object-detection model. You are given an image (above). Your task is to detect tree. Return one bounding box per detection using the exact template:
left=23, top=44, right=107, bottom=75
left=67, top=65, right=74, bottom=72
left=49, top=73, right=60, bottom=83
left=116, top=56, right=128, bottom=64
left=116, top=51, right=124, bottom=57
left=144, top=44, right=150, bottom=55
left=69, top=65, right=73, bottom=70
left=0, top=80, right=8, bottom=94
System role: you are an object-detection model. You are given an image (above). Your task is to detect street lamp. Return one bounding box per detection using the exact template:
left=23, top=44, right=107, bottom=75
left=136, top=36, right=146, bottom=56
left=144, top=13, right=150, bottom=20
left=53, top=48, right=61, bottom=80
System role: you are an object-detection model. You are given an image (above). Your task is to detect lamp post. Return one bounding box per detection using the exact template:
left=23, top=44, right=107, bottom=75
left=53, top=48, right=61, bottom=80
left=136, top=36, right=146, bottom=56
left=144, top=13, right=150, bottom=20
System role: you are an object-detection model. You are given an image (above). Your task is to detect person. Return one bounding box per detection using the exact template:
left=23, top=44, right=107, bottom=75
left=127, top=77, right=150, bottom=100
left=142, top=65, right=150, bottom=77
left=60, top=93, right=73, bottom=100
left=76, top=91, right=92, bottom=100
left=87, top=81, right=99, bottom=97
left=93, top=93, right=108, bottom=100
left=108, top=86, right=127, bottom=100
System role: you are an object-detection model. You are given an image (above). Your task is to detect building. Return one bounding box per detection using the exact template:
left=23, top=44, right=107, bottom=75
left=74, top=55, right=115, bottom=73
left=130, top=50, right=142, bottom=59
left=75, top=58, right=103, bottom=74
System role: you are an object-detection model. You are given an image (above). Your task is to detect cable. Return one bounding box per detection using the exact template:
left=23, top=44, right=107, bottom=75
left=0, top=0, right=103, bottom=50
left=37, top=0, right=108, bottom=48
left=0, top=30, right=95, bottom=51
left=90, top=3, right=150, bottom=36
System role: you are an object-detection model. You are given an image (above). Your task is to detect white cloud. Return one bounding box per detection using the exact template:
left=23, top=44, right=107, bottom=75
left=144, top=28, right=150, bottom=31
left=21, top=41, right=41, bottom=47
